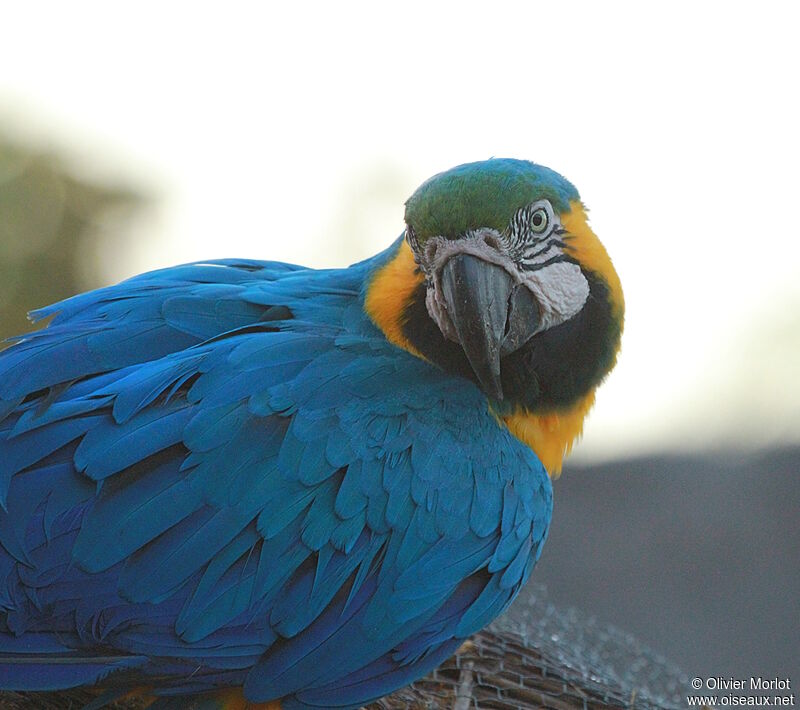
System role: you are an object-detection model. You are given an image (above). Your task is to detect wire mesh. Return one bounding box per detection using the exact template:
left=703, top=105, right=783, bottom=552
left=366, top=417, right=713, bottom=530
left=368, top=583, right=686, bottom=709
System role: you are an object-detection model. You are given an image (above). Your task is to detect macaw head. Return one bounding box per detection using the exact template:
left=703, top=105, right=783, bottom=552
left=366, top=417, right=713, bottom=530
left=367, top=158, right=624, bottom=472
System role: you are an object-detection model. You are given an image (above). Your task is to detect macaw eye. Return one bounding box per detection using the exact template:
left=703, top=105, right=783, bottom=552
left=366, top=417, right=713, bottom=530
left=530, top=208, right=549, bottom=234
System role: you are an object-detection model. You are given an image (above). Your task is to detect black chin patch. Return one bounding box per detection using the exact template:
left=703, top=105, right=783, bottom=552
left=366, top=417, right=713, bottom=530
left=401, top=271, right=619, bottom=412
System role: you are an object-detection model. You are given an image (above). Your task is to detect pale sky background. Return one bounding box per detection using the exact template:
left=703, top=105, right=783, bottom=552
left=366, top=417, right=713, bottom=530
left=1, top=1, right=798, bottom=461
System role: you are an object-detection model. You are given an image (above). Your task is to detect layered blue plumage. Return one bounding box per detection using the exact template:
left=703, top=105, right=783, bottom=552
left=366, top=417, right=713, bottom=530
left=0, top=238, right=552, bottom=708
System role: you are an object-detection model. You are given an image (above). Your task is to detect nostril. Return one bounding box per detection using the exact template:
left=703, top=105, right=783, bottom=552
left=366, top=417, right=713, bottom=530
left=482, top=233, right=500, bottom=250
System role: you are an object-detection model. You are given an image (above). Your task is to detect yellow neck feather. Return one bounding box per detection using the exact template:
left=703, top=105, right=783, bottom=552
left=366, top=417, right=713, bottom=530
left=500, top=391, right=596, bottom=476
left=364, top=240, right=426, bottom=360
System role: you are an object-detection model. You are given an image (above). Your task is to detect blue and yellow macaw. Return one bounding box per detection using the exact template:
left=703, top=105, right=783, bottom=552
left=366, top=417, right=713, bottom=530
left=0, top=159, right=623, bottom=709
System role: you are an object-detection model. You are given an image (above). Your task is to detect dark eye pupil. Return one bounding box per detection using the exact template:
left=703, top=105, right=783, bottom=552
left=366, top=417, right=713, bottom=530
left=532, top=212, right=544, bottom=227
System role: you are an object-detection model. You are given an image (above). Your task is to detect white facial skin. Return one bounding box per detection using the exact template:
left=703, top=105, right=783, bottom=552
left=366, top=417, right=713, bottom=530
left=409, top=200, right=590, bottom=346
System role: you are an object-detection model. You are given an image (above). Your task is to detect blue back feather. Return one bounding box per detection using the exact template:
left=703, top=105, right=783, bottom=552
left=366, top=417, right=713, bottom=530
left=0, top=240, right=552, bottom=708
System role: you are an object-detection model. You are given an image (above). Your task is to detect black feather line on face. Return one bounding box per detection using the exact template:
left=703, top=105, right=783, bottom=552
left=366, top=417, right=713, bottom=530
left=518, top=254, right=575, bottom=273
left=523, top=238, right=568, bottom=261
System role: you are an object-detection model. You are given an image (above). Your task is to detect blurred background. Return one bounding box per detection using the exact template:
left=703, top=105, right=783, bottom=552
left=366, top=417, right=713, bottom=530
left=1, top=0, right=797, bottom=690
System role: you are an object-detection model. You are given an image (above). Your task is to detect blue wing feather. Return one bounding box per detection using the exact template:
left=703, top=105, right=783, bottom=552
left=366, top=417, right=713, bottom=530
left=0, top=244, right=552, bottom=707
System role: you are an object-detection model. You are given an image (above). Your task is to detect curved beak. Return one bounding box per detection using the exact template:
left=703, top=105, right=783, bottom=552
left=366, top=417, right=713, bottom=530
left=440, top=253, right=540, bottom=400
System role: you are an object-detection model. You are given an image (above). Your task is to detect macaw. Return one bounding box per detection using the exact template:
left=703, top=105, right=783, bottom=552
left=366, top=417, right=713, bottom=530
left=0, top=159, right=623, bottom=709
